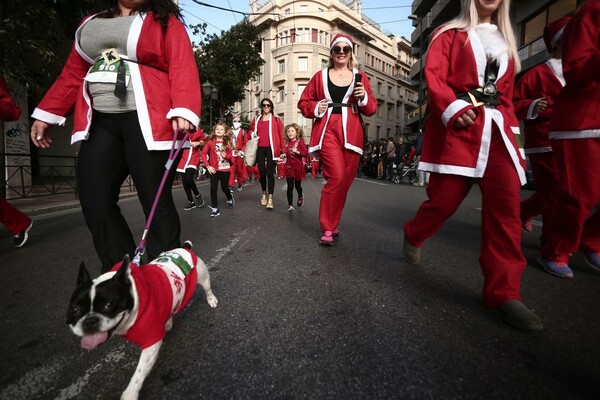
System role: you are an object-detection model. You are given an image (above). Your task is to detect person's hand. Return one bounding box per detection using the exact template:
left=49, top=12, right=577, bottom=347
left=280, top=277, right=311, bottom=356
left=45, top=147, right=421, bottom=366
left=318, top=100, right=328, bottom=114
left=454, top=109, right=477, bottom=128
left=207, top=166, right=216, bottom=174
left=191, top=141, right=200, bottom=148
left=353, top=82, right=366, bottom=101
left=31, top=120, right=53, bottom=148
left=171, top=117, right=193, bottom=132
left=535, top=98, right=548, bottom=113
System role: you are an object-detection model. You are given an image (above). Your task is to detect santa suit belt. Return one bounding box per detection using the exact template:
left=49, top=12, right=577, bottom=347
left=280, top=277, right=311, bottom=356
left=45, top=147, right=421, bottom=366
left=328, top=103, right=359, bottom=113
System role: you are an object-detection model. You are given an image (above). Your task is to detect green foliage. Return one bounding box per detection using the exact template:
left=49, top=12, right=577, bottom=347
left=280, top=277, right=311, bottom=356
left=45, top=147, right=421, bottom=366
left=0, top=0, right=93, bottom=95
left=191, top=19, right=264, bottom=128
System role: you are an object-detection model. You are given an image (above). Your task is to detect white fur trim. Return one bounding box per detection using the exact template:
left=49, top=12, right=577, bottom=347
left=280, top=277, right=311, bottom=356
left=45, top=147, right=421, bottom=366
left=551, top=26, right=566, bottom=49
left=331, top=37, right=352, bottom=49
left=527, top=99, right=541, bottom=120
left=442, top=99, right=471, bottom=127
left=546, top=58, right=565, bottom=86
left=473, top=23, right=508, bottom=60
left=31, top=108, right=67, bottom=126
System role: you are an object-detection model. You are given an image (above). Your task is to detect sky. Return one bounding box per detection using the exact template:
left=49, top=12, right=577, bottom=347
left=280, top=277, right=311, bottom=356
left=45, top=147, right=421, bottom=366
left=179, top=0, right=416, bottom=43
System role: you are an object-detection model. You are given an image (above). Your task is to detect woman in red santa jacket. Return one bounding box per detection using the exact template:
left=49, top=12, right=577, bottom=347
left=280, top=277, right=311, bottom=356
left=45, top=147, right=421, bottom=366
left=403, top=0, right=543, bottom=330
left=513, top=16, right=570, bottom=254
left=176, top=129, right=206, bottom=211
left=539, top=0, right=600, bottom=277
left=29, top=0, right=201, bottom=272
left=247, top=98, right=285, bottom=210
left=298, top=33, right=377, bottom=245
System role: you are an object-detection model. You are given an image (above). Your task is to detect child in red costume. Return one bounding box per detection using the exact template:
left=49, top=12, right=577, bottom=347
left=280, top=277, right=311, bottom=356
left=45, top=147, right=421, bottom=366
left=201, top=123, right=234, bottom=217
left=282, top=124, right=309, bottom=212
left=513, top=17, right=570, bottom=246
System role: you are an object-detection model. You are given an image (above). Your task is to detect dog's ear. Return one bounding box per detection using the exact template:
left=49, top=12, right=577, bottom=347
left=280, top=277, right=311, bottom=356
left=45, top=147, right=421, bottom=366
left=77, top=262, right=93, bottom=287
left=114, top=254, right=132, bottom=285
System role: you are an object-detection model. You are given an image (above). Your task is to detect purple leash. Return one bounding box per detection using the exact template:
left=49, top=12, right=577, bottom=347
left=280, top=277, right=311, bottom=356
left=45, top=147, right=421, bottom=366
left=132, top=129, right=189, bottom=265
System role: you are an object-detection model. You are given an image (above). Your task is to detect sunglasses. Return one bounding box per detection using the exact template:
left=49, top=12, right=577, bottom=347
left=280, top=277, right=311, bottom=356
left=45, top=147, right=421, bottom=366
left=261, top=104, right=271, bottom=108
left=332, top=45, right=352, bottom=55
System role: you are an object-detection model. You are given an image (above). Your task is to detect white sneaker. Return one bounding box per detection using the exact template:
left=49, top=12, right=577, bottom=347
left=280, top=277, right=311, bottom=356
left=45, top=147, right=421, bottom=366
left=288, top=205, right=295, bottom=213
left=210, top=207, right=220, bottom=217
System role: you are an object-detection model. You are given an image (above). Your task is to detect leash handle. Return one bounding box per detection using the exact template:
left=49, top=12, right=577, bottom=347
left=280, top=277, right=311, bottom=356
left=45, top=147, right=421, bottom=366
left=133, top=129, right=189, bottom=265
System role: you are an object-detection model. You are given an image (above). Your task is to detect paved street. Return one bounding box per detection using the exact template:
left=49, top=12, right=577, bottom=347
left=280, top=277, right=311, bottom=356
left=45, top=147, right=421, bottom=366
left=1, top=177, right=599, bottom=400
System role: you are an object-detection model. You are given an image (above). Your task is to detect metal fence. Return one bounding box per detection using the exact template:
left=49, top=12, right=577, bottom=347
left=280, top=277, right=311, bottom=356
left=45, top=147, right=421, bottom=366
left=2, top=153, right=135, bottom=199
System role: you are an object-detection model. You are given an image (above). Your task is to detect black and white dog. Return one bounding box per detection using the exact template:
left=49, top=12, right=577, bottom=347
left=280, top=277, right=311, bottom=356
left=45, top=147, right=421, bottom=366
left=67, top=241, right=217, bottom=400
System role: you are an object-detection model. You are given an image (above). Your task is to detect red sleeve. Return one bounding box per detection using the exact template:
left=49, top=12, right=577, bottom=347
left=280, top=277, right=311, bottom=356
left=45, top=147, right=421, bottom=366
left=0, top=78, right=21, bottom=122
left=562, top=3, right=600, bottom=87
left=201, top=140, right=211, bottom=167
left=356, top=72, right=377, bottom=117
left=425, top=29, right=475, bottom=127
left=297, top=141, right=309, bottom=157
left=36, top=42, right=91, bottom=120
left=298, top=72, right=322, bottom=119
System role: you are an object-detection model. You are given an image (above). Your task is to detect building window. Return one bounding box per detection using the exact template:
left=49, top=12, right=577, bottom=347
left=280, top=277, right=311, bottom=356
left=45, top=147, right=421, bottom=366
left=298, top=57, right=308, bottom=72
left=298, top=84, right=306, bottom=100
left=284, top=8, right=291, bottom=15
left=387, top=104, right=393, bottom=120
left=297, top=111, right=307, bottom=127
left=321, top=59, right=328, bottom=70
left=255, top=94, right=261, bottom=109
left=296, top=27, right=310, bottom=43
left=299, top=4, right=308, bottom=13
left=278, top=59, right=285, bottom=74
left=318, top=30, right=330, bottom=46
left=278, top=86, right=284, bottom=102
left=522, top=0, right=576, bottom=46
left=279, top=30, right=290, bottom=45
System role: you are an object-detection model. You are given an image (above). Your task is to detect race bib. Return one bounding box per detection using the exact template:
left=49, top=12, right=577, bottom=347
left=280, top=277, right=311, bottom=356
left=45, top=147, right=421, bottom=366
left=85, top=51, right=130, bottom=86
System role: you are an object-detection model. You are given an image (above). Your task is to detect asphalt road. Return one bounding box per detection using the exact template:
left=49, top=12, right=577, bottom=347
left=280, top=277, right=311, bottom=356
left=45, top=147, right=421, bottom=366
left=1, top=177, right=599, bottom=400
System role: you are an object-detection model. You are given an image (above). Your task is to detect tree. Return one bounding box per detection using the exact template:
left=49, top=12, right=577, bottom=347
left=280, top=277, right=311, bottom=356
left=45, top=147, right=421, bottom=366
left=191, top=19, right=264, bottom=129
left=0, top=0, right=94, bottom=96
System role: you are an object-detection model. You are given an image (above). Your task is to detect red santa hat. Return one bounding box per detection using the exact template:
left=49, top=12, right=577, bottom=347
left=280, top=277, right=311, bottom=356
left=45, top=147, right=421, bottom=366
left=330, top=33, right=354, bottom=50
left=543, top=16, right=571, bottom=52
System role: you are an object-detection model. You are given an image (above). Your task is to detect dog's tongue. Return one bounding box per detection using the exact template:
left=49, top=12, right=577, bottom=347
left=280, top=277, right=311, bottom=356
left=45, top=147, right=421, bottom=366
left=81, top=332, right=108, bottom=350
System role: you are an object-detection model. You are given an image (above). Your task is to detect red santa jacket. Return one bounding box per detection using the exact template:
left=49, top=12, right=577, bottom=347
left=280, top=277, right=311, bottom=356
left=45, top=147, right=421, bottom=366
left=549, top=1, right=600, bottom=139
left=231, top=127, right=248, bottom=156
left=283, top=138, right=309, bottom=170
left=32, top=12, right=201, bottom=150
left=201, top=139, right=233, bottom=170
left=298, top=69, right=377, bottom=156
left=0, top=78, right=21, bottom=122
left=111, top=248, right=197, bottom=349
left=513, top=59, right=564, bottom=154
left=177, top=129, right=206, bottom=172
left=419, top=27, right=527, bottom=185
left=247, top=114, right=285, bottom=160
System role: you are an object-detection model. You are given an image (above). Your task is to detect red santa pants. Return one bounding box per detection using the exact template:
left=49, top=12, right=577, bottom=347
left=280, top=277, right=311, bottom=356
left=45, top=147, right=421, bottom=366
left=404, top=129, right=525, bottom=308
left=520, top=152, right=561, bottom=240
left=311, top=160, right=320, bottom=178
left=319, top=114, right=360, bottom=232
left=0, top=197, right=31, bottom=235
left=541, top=138, right=600, bottom=262
left=228, top=156, right=247, bottom=187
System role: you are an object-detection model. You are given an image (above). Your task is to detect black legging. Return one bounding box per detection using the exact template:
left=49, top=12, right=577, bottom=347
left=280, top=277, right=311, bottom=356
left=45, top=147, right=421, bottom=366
left=256, top=146, right=276, bottom=194
left=286, top=177, right=303, bottom=206
left=77, top=111, right=180, bottom=272
left=209, top=171, right=232, bottom=209
left=182, top=168, right=200, bottom=202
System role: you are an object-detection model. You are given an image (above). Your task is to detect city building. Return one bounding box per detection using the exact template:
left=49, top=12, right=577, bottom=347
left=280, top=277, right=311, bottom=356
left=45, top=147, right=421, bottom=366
left=238, top=0, right=419, bottom=144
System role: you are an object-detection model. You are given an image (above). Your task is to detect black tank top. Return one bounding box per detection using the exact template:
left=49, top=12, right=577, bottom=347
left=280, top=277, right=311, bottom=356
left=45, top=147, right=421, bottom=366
left=327, top=72, right=350, bottom=115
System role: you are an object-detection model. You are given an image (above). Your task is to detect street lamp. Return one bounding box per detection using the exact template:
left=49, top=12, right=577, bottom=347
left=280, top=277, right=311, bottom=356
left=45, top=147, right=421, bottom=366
left=201, top=81, right=219, bottom=126
left=408, top=14, right=424, bottom=136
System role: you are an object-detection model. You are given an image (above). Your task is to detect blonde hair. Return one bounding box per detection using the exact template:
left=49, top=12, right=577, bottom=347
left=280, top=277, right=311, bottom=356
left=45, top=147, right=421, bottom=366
left=284, top=123, right=304, bottom=142
left=431, top=0, right=520, bottom=72
left=208, top=123, right=233, bottom=148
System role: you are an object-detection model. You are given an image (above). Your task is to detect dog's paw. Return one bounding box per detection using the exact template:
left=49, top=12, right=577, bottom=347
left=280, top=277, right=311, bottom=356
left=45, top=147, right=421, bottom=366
left=206, top=294, right=218, bottom=308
